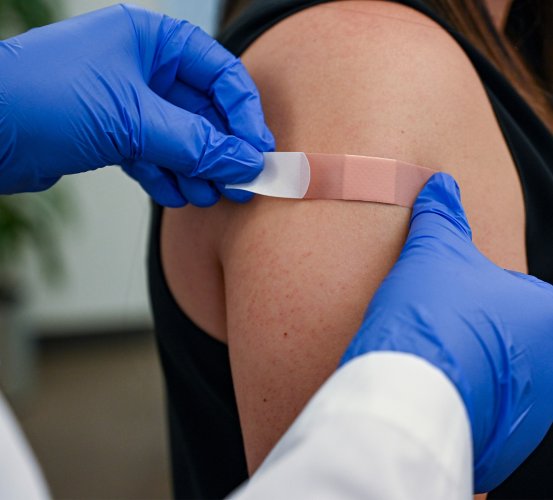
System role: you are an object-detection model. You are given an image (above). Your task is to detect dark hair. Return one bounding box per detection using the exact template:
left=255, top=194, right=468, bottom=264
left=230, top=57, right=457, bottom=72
left=219, top=0, right=553, bottom=133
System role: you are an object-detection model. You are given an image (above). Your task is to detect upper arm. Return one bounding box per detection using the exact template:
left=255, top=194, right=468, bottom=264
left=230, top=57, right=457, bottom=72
left=220, top=0, right=526, bottom=472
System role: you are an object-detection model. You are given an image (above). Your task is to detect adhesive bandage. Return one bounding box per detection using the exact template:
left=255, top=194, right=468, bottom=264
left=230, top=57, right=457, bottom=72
left=225, top=152, right=436, bottom=208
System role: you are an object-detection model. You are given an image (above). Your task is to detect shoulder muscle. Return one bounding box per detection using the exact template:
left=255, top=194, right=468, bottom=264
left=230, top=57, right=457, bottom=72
left=218, top=0, right=526, bottom=473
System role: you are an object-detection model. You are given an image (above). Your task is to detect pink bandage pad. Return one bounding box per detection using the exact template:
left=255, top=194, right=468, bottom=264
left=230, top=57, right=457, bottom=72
left=304, top=153, right=436, bottom=208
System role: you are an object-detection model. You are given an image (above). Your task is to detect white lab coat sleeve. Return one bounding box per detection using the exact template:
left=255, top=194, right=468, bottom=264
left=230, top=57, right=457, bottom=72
left=229, top=351, right=473, bottom=500
left=0, top=391, right=50, bottom=500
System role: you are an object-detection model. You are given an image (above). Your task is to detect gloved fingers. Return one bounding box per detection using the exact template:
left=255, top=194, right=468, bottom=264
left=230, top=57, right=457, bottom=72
left=215, top=182, right=256, bottom=203
left=121, top=159, right=187, bottom=208
left=164, top=80, right=229, bottom=133
left=182, top=66, right=275, bottom=156
left=209, top=60, right=276, bottom=153
left=176, top=27, right=275, bottom=152
left=141, top=91, right=264, bottom=185
left=407, top=172, right=473, bottom=244
left=176, top=176, right=220, bottom=207
left=175, top=24, right=232, bottom=91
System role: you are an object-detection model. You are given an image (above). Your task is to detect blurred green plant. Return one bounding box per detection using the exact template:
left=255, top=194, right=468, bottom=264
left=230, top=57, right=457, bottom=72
left=0, top=186, right=72, bottom=287
left=0, top=0, right=58, bottom=38
left=0, top=0, right=71, bottom=292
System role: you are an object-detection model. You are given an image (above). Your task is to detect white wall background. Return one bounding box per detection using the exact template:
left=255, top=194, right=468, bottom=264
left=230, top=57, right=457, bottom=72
left=23, top=0, right=221, bottom=335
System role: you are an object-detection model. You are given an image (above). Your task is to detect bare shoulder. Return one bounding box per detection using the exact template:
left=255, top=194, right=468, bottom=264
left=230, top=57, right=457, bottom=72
left=218, top=0, right=526, bottom=472
left=161, top=0, right=526, bottom=475
left=235, top=0, right=526, bottom=269
left=240, top=0, right=492, bottom=163
left=243, top=0, right=499, bottom=167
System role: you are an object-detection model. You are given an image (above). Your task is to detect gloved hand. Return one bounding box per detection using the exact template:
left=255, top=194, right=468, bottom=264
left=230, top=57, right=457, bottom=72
left=0, top=4, right=274, bottom=207
left=340, top=173, right=553, bottom=493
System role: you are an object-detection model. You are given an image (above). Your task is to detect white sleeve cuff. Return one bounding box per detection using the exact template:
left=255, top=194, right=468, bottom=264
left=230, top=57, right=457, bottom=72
left=0, top=392, right=50, bottom=500
left=231, top=351, right=472, bottom=499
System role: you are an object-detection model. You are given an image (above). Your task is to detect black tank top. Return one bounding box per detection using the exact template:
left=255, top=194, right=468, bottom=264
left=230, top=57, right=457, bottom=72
left=148, top=1, right=553, bottom=498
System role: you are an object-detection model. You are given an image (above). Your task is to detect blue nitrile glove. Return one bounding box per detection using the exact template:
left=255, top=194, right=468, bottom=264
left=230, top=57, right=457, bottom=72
left=0, top=4, right=274, bottom=207
left=339, top=173, right=553, bottom=493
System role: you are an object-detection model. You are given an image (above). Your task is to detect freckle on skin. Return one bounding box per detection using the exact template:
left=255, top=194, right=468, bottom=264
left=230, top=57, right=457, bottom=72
left=283, top=332, right=288, bottom=338
left=263, top=398, right=267, bottom=403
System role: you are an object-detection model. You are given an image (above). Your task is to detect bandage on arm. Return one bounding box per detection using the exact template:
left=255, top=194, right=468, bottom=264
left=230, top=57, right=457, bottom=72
left=227, top=152, right=436, bottom=207
left=305, top=153, right=435, bottom=206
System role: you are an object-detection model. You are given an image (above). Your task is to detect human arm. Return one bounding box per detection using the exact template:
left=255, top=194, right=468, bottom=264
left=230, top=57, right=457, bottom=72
left=0, top=4, right=274, bottom=206
left=218, top=0, right=527, bottom=473
left=230, top=173, right=553, bottom=498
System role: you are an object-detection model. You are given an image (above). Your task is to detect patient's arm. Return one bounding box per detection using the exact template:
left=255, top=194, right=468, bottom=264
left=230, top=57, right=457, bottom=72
left=161, top=0, right=527, bottom=478
left=218, top=0, right=527, bottom=473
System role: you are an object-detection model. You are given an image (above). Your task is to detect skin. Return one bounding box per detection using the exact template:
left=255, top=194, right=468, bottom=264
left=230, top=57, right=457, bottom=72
left=160, top=1, right=524, bottom=498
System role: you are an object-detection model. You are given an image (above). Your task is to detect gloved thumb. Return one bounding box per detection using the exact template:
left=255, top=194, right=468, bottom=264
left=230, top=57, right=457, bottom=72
left=407, top=172, right=473, bottom=244
left=140, top=90, right=264, bottom=186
